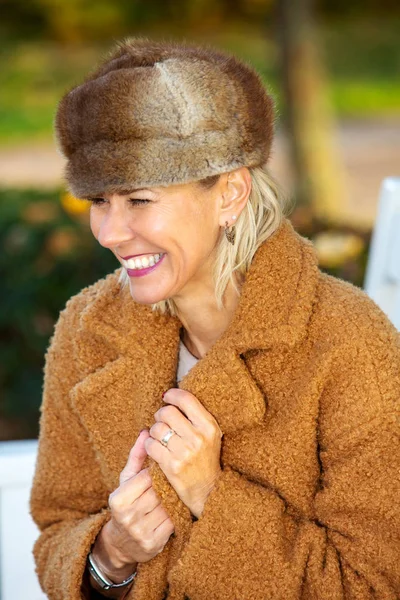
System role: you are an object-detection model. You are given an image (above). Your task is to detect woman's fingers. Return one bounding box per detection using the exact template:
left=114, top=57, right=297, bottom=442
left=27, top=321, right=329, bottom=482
left=157, top=388, right=221, bottom=434
left=131, top=484, right=162, bottom=516
left=141, top=503, right=172, bottom=533
left=153, top=514, right=175, bottom=544
left=104, top=430, right=176, bottom=566
left=119, top=430, right=150, bottom=485
left=109, top=467, right=152, bottom=511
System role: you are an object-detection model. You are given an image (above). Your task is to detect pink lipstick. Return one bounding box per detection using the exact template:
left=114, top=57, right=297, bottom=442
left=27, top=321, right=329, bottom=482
left=127, top=253, right=166, bottom=278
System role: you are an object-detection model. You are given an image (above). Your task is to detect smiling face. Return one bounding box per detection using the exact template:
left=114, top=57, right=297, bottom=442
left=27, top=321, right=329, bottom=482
left=89, top=178, right=226, bottom=306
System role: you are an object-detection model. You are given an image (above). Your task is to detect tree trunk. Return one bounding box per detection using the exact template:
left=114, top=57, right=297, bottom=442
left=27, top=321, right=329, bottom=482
left=276, top=0, right=348, bottom=224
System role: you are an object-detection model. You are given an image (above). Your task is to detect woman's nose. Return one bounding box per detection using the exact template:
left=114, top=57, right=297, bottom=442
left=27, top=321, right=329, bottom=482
left=96, top=205, right=134, bottom=250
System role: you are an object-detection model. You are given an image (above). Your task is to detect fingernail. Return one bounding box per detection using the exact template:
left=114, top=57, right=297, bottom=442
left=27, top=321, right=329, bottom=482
left=140, top=429, right=147, bottom=434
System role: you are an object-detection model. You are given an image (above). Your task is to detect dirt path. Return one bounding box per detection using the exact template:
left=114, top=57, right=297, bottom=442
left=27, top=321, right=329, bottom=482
left=1, top=119, right=399, bottom=229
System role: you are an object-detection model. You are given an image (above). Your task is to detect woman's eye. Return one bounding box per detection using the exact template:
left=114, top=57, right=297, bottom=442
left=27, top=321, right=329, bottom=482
left=87, top=198, right=150, bottom=206
left=129, top=199, right=150, bottom=205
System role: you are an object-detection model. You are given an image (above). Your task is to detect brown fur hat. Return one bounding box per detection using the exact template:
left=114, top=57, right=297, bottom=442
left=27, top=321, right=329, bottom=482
left=55, top=37, right=275, bottom=199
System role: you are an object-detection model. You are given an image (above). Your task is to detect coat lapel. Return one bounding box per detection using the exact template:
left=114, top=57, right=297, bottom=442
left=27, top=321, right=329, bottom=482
left=177, top=218, right=320, bottom=436
left=69, top=219, right=320, bottom=600
left=70, top=291, right=182, bottom=490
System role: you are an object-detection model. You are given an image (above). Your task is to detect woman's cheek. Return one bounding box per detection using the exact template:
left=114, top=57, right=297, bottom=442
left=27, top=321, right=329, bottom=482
left=89, top=210, right=100, bottom=239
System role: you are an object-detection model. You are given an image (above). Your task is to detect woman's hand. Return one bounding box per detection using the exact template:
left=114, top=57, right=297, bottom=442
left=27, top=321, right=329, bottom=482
left=144, top=388, right=223, bottom=519
left=93, top=430, right=175, bottom=578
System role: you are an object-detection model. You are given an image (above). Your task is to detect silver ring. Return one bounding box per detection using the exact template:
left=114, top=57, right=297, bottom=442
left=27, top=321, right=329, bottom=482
left=160, top=428, right=176, bottom=448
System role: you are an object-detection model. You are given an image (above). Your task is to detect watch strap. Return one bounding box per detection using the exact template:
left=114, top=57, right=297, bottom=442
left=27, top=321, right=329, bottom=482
left=87, top=551, right=137, bottom=590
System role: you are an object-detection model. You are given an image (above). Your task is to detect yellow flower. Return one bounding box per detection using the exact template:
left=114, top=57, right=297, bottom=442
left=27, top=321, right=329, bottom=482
left=313, top=231, right=364, bottom=269
left=61, top=191, right=90, bottom=216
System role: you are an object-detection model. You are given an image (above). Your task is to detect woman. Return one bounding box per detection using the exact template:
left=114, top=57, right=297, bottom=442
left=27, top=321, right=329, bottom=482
left=30, top=38, right=400, bottom=600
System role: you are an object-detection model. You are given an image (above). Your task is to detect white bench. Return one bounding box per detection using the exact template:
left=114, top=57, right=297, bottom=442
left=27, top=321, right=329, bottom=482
left=0, top=440, right=45, bottom=600
left=364, top=177, right=400, bottom=330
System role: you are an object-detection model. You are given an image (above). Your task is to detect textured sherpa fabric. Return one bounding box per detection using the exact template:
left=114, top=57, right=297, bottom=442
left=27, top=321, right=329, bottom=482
left=30, top=220, right=400, bottom=600
left=54, top=38, right=275, bottom=199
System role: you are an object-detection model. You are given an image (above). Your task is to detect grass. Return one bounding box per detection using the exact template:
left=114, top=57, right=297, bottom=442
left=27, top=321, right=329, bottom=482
left=1, top=16, right=399, bottom=146
left=0, top=43, right=101, bottom=145
left=330, top=80, right=400, bottom=117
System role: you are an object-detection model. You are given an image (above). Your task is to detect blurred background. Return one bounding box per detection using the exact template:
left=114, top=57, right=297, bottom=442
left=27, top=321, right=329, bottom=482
left=1, top=0, right=399, bottom=440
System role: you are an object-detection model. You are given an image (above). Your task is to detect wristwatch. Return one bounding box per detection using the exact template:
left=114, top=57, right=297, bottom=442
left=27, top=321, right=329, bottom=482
left=87, top=551, right=137, bottom=591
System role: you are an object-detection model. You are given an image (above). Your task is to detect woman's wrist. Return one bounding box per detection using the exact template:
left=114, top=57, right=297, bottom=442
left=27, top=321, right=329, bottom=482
left=84, top=565, right=134, bottom=600
left=91, top=522, right=138, bottom=583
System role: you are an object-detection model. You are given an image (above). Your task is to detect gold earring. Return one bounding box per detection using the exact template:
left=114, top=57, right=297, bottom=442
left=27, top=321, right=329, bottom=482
left=224, top=220, right=236, bottom=245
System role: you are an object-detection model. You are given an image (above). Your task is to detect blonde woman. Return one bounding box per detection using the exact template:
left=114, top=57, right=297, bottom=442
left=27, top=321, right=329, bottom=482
left=30, top=39, right=400, bottom=600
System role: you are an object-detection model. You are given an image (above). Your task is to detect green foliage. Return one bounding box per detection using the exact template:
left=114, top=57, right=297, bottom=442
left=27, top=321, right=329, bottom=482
left=0, top=188, right=117, bottom=438
left=321, top=16, right=400, bottom=115
left=323, top=18, right=400, bottom=79
left=1, top=0, right=275, bottom=42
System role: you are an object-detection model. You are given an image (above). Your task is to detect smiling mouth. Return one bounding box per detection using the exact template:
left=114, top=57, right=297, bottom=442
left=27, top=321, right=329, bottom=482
left=122, top=253, right=165, bottom=270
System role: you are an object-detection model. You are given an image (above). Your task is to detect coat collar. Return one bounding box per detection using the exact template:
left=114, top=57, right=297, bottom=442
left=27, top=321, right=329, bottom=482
left=70, top=219, right=319, bottom=487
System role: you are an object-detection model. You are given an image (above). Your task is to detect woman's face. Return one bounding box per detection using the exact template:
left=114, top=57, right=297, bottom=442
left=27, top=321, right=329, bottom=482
left=89, top=180, right=224, bottom=306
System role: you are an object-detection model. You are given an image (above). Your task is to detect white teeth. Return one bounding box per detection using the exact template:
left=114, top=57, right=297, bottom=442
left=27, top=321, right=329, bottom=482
left=123, top=253, right=163, bottom=270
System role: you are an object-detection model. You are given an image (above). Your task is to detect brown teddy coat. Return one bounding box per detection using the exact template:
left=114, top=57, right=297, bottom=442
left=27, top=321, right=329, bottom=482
left=30, top=220, right=400, bottom=600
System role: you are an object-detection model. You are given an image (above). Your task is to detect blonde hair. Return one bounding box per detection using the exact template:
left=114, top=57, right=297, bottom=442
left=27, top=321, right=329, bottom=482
left=118, top=163, right=288, bottom=316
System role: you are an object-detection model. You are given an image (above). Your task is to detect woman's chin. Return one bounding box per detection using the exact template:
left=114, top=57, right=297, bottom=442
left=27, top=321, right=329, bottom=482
left=128, top=283, right=171, bottom=306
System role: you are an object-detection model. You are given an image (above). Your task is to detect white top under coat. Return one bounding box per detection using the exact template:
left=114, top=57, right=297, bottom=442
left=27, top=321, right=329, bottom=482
left=177, top=340, right=199, bottom=383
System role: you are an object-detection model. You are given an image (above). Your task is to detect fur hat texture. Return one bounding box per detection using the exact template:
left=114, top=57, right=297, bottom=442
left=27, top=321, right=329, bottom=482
left=55, top=38, right=276, bottom=199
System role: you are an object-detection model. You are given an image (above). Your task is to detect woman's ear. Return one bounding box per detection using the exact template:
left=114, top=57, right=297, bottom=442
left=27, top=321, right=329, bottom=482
left=219, top=167, right=251, bottom=227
